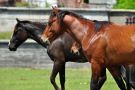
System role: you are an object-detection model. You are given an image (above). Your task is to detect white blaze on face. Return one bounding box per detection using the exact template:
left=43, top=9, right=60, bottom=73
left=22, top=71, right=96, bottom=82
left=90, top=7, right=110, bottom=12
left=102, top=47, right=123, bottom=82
left=41, top=35, right=49, bottom=42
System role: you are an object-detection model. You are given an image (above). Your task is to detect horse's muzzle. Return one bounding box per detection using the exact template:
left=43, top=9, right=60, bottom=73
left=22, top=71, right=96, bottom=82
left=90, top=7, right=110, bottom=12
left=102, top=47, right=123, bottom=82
left=8, top=43, right=17, bottom=51
left=71, top=48, right=80, bottom=56
left=41, top=36, right=50, bottom=45
left=8, top=46, right=17, bottom=51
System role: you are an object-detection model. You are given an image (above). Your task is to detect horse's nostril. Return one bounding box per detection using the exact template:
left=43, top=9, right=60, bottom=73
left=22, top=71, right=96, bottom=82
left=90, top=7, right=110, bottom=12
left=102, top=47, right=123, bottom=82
left=9, top=47, right=16, bottom=51
left=8, top=45, right=17, bottom=51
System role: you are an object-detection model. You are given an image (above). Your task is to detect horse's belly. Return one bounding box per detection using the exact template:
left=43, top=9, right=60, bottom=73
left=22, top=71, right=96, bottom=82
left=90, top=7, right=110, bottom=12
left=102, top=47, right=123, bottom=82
left=106, top=51, right=135, bottom=65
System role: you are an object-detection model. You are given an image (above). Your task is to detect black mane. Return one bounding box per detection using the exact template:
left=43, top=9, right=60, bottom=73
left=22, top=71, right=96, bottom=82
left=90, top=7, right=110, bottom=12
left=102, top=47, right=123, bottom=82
left=57, top=10, right=111, bottom=32
left=58, top=10, right=111, bottom=25
left=16, top=20, right=46, bottom=33
left=57, top=10, right=87, bottom=22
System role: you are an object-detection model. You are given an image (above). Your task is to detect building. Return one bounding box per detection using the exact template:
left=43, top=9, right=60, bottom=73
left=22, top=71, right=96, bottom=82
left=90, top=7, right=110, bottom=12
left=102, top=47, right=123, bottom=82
left=0, top=0, right=14, bottom=6
left=57, top=0, right=116, bottom=9
left=0, top=0, right=116, bottom=8
left=89, top=0, right=116, bottom=9
left=0, top=0, right=27, bottom=6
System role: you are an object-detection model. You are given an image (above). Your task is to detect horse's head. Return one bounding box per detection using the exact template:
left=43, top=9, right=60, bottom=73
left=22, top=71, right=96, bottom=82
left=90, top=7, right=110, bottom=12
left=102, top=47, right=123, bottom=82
left=9, top=19, right=48, bottom=51
left=8, top=18, right=29, bottom=51
left=41, top=7, right=69, bottom=44
left=41, top=7, right=88, bottom=45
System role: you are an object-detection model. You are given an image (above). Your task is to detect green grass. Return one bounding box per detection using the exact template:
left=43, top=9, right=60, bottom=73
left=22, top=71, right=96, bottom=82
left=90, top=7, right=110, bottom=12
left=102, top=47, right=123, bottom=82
left=0, top=68, right=120, bottom=90
left=0, top=32, right=12, bottom=40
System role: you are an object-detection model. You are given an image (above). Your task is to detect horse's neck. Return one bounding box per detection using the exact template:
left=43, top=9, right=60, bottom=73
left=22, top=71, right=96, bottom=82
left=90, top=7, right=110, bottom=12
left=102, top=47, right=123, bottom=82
left=30, top=32, right=47, bottom=48
left=27, top=23, right=46, bottom=47
left=66, top=18, right=94, bottom=44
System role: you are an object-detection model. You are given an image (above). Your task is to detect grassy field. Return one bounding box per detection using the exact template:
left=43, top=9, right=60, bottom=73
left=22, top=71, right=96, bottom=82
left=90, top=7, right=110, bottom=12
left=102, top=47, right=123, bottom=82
left=0, top=68, right=119, bottom=90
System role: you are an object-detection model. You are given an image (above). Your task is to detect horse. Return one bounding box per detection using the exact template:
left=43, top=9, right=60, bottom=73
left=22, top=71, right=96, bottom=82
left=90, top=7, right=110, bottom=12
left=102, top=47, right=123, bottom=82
left=41, top=7, right=135, bottom=90
left=9, top=19, right=127, bottom=90
left=71, top=41, right=135, bottom=90
left=8, top=19, right=87, bottom=90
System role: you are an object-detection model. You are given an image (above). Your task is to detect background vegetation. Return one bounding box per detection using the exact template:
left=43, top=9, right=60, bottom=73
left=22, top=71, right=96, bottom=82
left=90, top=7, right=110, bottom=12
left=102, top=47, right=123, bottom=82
left=114, top=0, right=135, bottom=9
left=0, top=32, right=12, bottom=40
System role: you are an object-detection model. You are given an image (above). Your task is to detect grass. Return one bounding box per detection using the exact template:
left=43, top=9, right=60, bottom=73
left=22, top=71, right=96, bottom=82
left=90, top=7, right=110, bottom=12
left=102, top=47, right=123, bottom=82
left=0, top=32, right=12, bottom=40
left=0, top=68, right=119, bottom=90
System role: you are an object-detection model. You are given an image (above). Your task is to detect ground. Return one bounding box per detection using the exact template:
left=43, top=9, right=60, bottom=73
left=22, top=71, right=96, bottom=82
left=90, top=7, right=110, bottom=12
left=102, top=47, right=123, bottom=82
left=0, top=68, right=119, bottom=90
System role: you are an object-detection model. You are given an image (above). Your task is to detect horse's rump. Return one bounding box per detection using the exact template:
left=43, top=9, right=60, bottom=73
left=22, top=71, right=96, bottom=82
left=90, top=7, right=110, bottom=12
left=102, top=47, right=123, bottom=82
left=103, top=24, right=135, bottom=65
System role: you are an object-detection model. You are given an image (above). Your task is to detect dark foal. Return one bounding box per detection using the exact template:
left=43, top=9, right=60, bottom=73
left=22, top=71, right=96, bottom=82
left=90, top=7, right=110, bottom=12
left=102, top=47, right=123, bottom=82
left=8, top=19, right=87, bottom=90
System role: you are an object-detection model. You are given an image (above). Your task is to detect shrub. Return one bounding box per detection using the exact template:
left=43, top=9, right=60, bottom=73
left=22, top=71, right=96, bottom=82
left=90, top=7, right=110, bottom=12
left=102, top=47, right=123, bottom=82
left=114, top=0, right=135, bottom=9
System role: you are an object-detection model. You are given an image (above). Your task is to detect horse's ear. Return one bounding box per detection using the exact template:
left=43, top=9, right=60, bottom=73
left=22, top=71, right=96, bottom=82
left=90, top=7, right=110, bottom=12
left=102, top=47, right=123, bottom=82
left=52, top=6, right=58, bottom=10
left=16, top=18, right=20, bottom=23
left=52, top=6, right=59, bottom=14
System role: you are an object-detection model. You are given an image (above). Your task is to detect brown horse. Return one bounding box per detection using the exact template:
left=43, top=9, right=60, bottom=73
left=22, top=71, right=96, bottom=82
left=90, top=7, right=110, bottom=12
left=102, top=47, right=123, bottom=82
left=41, top=8, right=135, bottom=90
left=42, top=8, right=127, bottom=90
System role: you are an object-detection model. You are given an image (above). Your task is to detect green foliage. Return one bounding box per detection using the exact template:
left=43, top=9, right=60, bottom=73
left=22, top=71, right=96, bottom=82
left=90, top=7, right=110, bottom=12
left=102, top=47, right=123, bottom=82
left=15, top=2, right=29, bottom=7
left=45, top=1, right=51, bottom=8
left=0, top=68, right=119, bottom=90
left=114, top=0, right=135, bottom=9
left=0, top=32, right=12, bottom=40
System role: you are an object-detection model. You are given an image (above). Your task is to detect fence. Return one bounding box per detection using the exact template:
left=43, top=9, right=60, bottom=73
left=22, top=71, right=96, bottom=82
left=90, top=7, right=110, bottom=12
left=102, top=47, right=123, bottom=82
left=0, top=40, right=90, bottom=68
left=0, top=7, right=109, bottom=32
left=125, top=16, right=135, bottom=24
left=124, top=16, right=135, bottom=85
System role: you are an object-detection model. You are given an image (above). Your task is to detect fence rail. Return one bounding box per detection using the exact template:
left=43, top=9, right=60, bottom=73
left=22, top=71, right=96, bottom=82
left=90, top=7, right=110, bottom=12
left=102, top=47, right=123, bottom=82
left=1, top=8, right=135, bottom=32
left=0, top=40, right=89, bottom=68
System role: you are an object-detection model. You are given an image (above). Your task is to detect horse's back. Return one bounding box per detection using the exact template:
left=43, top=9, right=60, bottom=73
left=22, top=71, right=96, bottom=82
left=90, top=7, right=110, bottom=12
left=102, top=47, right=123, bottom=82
left=103, top=24, right=135, bottom=65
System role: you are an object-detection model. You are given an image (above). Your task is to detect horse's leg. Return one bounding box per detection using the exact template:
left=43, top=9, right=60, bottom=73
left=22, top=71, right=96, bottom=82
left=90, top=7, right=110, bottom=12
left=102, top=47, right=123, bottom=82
left=98, top=67, right=107, bottom=89
left=59, top=62, right=65, bottom=90
left=90, top=59, right=103, bottom=90
left=98, top=66, right=127, bottom=90
left=108, top=66, right=126, bottom=90
left=124, top=66, right=132, bottom=90
left=50, top=61, right=61, bottom=90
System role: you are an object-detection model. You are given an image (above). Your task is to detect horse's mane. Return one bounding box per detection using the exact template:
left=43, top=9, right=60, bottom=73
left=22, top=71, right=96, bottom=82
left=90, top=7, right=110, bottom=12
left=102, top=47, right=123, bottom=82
left=16, top=20, right=46, bottom=32
left=58, top=10, right=89, bottom=21
left=57, top=10, right=111, bottom=32
left=32, top=21, right=46, bottom=30
left=58, top=10, right=111, bottom=25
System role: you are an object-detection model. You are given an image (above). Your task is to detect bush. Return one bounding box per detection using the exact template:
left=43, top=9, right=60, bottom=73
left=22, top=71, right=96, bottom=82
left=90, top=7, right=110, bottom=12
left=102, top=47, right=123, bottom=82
left=114, top=0, right=135, bottom=9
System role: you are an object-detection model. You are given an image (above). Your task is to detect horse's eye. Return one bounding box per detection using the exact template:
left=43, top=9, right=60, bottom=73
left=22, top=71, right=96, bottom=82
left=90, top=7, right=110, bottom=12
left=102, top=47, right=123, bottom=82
left=48, top=22, right=52, bottom=26
left=53, top=13, right=56, bottom=16
left=14, top=30, right=18, bottom=34
left=48, top=22, right=51, bottom=26
left=50, top=30, right=55, bottom=33
left=18, top=28, right=23, bottom=31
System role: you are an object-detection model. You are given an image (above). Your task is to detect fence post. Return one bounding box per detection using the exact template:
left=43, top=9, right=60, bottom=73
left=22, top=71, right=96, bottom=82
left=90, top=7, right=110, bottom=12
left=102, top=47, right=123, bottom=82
left=125, top=16, right=135, bottom=25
